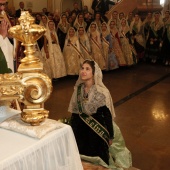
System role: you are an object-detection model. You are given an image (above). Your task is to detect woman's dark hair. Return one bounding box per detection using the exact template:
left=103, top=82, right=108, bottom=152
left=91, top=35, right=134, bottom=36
left=83, top=60, right=95, bottom=75
left=61, top=13, right=67, bottom=18
left=78, top=26, right=84, bottom=31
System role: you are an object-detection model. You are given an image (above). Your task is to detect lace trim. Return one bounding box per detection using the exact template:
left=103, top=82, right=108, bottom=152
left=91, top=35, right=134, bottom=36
left=71, top=85, right=106, bottom=115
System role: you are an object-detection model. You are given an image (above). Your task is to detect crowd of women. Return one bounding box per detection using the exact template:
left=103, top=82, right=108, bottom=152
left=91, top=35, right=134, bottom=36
left=13, top=6, right=170, bottom=80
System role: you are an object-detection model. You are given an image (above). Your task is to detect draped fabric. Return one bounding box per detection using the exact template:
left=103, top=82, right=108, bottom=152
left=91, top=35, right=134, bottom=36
left=81, top=122, right=132, bottom=170
left=0, top=36, right=14, bottom=73
left=0, top=47, right=12, bottom=74
left=0, top=124, right=83, bottom=170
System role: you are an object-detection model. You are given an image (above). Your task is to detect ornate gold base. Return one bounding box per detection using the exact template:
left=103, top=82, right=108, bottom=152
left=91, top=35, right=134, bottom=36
left=21, top=109, right=49, bottom=126
left=18, top=62, right=43, bottom=72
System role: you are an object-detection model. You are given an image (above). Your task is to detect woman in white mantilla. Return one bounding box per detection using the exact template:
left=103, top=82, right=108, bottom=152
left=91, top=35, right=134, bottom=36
left=77, top=26, right=92, bottom=60
left=101, top=22, right=119, bottom=70
left=63, top=27, right=83, bottom=75
left=109, top=19, right=126, bottom=66
left=119, top=18, right=137, bottom=66
left=145, top=12, right=164, bottom=63
left=69, top=59, right=132, bottom=170
left=87, top=22, right=106, bottom=70
left=73, top=13, right=87, bottom=31
left=57, top=13, right=70, bottom=51
left=130, top=13, right=145, bottom=61
left=41, top=20, right=66, bottom=79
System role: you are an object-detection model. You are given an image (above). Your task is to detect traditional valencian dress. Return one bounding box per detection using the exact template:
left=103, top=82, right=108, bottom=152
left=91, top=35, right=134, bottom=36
left=69, top=60, right=132, bottom=169
left=145, top=14, right=164, bottom=63
left=57, top=13, right=70, bottom=51
left=119, top=19, right=136, bottom=66
left=77, top=27, right=92, bottom=60
left=41, top=21, right=67, bottom=79
left=101, top=22, right=119, bottom=70
left=130, top=17, right=145, bottom=61
left=142, top=13, right=153, bottom=40
left=109, top=20, right=126, bottom=66
left=63, top=27, right=83, bottom=75
left=88, top=22, right=106, bottom=70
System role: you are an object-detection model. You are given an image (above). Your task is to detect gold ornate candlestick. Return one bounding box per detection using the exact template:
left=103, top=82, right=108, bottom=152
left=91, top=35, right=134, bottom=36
left=9, top=11, right=45, bottom=72
left=0, top=11, right=52, bottom=125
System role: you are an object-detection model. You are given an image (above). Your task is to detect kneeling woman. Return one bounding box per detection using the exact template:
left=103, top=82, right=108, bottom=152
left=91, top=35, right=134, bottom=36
left=69, top=60, right=132, bottom=169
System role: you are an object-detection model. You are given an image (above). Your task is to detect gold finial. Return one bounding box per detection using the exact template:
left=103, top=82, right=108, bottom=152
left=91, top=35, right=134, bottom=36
left=0, top=11, right=52, bottom=126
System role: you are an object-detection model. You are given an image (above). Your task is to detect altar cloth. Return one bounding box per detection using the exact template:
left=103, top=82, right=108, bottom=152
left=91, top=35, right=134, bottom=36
left=0, top=123, right=83, bottom=170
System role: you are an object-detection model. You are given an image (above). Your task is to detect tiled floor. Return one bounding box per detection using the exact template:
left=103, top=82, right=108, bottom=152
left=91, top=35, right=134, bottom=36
left=45, top=62, right=170, bottom=170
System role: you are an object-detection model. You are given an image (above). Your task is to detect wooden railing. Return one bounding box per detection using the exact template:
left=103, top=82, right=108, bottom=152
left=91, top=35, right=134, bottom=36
left=105, top=0, right=162, bottom=20
left=106, top=0, right=138, bottom=19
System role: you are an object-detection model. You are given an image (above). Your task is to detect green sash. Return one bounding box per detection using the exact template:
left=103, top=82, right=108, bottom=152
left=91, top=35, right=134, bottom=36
left=77, top=84, right=110, bottom=146
left=0, top=47, right=12, bottom=74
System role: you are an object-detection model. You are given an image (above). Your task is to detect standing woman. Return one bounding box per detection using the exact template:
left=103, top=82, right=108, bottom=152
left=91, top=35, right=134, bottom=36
left=77, top=26, right=92, bottom=60
left=41, top=20, right=67, bottom=79
left=142, top=12, right=153, bottom=60
left=109, top=20, right=126, bottom=66
left=73, top=13, right=87, bottom=31
left=57, top=13, right=70, bottom=51
left=39, top=15, right=48, bottom=28
left=69, top=60, right=132, bottom=169
left=130, top=14, right=145, bottom=62
left=88, top=22, right=106, bottom=70
left=109, top=11, right=120, bottom=29
left=101, top=22, right=119, bottom=70
left=142, top=12, right=153, bottom=39
left=126, top=12, right=134, bottom=27
left=63, top=27, right=83, bottom=75
left=161, top=10, right=170, bottom=65
left=93, top=12, right=104, bottom=32
left=119, top=18, right=136, bottom=66
left=145, top=12, right=164, bottom=63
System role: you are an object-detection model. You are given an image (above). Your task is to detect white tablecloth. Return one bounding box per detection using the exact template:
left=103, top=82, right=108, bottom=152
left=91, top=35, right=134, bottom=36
left=0, top=123, right=83, bottom=170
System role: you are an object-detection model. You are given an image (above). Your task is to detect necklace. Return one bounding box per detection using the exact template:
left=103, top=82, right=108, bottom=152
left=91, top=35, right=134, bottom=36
left=83, top=87, right=89, bottom=102
left=83, top=91, right=88, bottom=99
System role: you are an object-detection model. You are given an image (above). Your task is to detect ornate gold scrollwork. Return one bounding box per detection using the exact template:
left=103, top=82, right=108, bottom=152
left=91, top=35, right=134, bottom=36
left=0, top=11, right=52, bottom=125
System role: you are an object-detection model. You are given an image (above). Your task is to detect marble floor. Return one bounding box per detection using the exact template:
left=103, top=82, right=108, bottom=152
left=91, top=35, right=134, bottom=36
left=45, top=62, right=170, bottom=170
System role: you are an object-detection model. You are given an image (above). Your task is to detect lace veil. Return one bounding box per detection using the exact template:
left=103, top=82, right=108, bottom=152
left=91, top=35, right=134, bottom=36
left=68, top=60, right=116, bottom=119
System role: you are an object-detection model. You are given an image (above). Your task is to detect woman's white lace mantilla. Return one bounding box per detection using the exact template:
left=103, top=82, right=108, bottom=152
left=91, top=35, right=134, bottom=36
left=69, top=84, right=106, bottom=115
